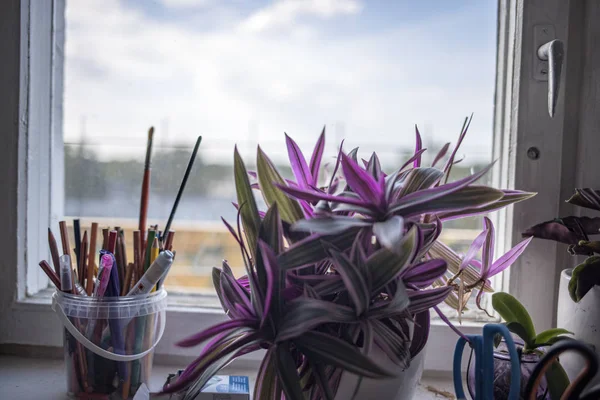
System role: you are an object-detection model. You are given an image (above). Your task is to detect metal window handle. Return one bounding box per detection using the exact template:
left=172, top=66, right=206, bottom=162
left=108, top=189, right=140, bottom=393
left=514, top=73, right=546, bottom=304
left=537, top=39, right=564, bottom=118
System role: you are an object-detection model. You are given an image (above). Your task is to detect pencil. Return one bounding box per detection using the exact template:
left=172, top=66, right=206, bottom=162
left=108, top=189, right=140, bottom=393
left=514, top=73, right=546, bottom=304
left=39, top=260, right=61, bottom=289
left=143, top=230, right=156, bottom=273
left=86, top=222, right=98, bottom=295
left=107, top=230, right=118, bottom=254
left=163, top=136, right=202, bottom=242
left=138, top=127, right=154, bottom=250
left=73, top=219, right=81, bottom=270
left=102, top=228, right=109, bottom=250
left=78, top=231, right=88, bottom=286
left=48, top=228, right=61, bottom=276
left=123, top=262, right=134, bottom=297
left=133, top=230, right=141, bottom=278
left=165, top=230, right=175, bottom=251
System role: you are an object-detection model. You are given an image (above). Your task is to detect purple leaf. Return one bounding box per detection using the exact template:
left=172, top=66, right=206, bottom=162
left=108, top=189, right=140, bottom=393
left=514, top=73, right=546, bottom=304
left=373, top=216, right=404, bottom=251
left=370, top=319, right=410, bottom=367
left=439, top=189, right=536, bottom=221
left=398, top=148, right=427, bottom=173
left=396, top=167, right=445, bottom=198
left=567, top=188, right=600, bottom=211
left=176, top=319, right=257, bottom=347
left=366, top=152, right=383, bottom=182
left=414, top=125, right=423, bottom=168
left=408, top=286, right=453, bottom=314
left=221, top=270, right=253, bottom=315
left=409, top=310, right=430, bottom=358
left=254, top=348, right=277, bottom=400
left=481, top=217, right=495, bottom=276
left=402, top=259, right=447, bottom=288
left=258, top=241, right=280, bottom=327
left=294, top=331, right=396, bottom=378
left=309, top=127, right=326, bottom=186
left=341, top=153, right=384, bottom=208
left=523, top=216, right=600, bottom=244
left=431, top=142, right=451, bottom=168
left=278, top=228, right=358, bottom=270
left=276, top=298, right=356, bottom=341
left=275, top=345, right=305, bottom=400
left=275, top=183, right=376, bottom=210
left=392, top=185, right=504, bottom=218
left=392, top=162, right=494, bottom=211
left=487, top=236, right=533, bottom=277
left=459, top=226, right=488, bottom=271
left=442, top=115, right=472, bottom=182
left=292, top=216, right=372, bottom=235
left=368, top=226, right=418, bottom=291
left=328, top=249, right=370, bottom=315
left=285, top=133, right=312, bottom=188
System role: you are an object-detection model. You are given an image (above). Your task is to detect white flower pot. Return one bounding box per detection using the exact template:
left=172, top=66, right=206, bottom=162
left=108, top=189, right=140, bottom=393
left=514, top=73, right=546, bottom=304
left=556, top=268, right=600, bottom=388
left=334, top=346, right=425, bottom=400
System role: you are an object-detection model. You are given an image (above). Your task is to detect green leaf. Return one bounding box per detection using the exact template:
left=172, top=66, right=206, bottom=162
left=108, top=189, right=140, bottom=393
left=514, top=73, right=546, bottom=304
left=396, top=167, right=445, bottom=198
left=259, top=203, right=283, bottom=254
left=491, top=293, right=536, bottom=345
left=275, top=344, right=305, bottom=400
left=533, top=328, right=573, bottom=347
left=544, top=361, right=570, bottom=400
left=569, top=256, right=600, bottom=302
left=234, top=147, right=261, bottom=259
left=294, top=331, right=395, bottom=379
left=505, top=321, right=534, bottom=348
left=257, top=147, right=304, bottom=224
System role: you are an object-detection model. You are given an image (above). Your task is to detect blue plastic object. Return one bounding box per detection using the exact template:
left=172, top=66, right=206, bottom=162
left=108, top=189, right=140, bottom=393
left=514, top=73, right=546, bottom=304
left=453, top=324, right=521, bottom=400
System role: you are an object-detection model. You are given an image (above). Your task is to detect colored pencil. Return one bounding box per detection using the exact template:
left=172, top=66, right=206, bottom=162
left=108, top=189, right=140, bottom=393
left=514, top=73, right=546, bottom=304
left=133, top=230, right=142, bottom=278
left=163, top=136, right=202, bottom=243
left=48, top=228, right=61, bottom=276
left=87, top=222, right=98, bottom=295
left=138, top=127, right=154, bottom=249
left=165, top=230, right=175, bottom=251
left=143, top=230, right=156, bottom=273
left=102, top=228, right=109, bottom=250
left=73, top=219, right=81, bottom=270
left=107, top=230, right=118, bottom=254
left=39, top=260, right=61, bottom=289
left=78, top=231, right=88, bottom=286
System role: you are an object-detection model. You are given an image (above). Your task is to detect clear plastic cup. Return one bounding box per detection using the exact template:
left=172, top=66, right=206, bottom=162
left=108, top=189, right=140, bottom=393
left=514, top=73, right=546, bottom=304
left=52, top=289, right=167, bottom=399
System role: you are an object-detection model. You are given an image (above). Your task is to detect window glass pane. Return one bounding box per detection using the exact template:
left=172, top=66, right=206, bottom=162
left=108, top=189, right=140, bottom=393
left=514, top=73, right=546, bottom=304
left=64, top=1, right=498, bottom=312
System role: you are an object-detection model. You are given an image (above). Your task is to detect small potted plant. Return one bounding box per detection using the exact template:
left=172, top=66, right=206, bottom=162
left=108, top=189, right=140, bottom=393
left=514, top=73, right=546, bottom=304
left=164, top=119, right=535, bottom=400
left=523, top=188, right=600, bottom=387
left=468, top=292, right=572, bottom=399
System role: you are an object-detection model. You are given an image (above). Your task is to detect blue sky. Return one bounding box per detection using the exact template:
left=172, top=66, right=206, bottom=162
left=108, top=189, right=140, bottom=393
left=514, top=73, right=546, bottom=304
left=64, top=0, right=497, bottom=166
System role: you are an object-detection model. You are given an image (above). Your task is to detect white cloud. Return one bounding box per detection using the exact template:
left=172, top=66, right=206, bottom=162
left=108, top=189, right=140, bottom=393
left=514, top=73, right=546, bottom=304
left=240, top=0, right=362, bottom=33
left=63, top=0, right=496, bottom=165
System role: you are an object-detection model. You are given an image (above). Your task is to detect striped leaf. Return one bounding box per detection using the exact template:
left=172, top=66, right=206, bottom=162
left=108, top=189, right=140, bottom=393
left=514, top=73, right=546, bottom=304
left=234, top=147, right=261, bottom=259
left=257, top=147, right=304, bottom=224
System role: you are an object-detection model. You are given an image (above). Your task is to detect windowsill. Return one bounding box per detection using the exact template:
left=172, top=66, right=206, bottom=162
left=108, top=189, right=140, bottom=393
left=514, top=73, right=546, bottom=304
left=0, top=354, right=457, bottom=399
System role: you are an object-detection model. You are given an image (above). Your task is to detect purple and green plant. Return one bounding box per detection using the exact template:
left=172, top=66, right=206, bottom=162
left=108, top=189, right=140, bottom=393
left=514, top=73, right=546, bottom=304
left=163, top=117, right=535, bottom=400
left=523, top=188, right=600, bottom=302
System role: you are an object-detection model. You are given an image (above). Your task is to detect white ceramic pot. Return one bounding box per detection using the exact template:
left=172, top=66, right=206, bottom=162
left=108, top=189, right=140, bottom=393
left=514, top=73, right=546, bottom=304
left=334, top=346, right=425, bottom=400
left=556, top=268, right=600, bottom=388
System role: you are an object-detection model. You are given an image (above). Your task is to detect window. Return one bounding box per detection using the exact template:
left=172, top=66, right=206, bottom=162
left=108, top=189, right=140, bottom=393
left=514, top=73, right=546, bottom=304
left=1, top=0, right=593, bottom=373
left=63, top=0, right=496, bottom=304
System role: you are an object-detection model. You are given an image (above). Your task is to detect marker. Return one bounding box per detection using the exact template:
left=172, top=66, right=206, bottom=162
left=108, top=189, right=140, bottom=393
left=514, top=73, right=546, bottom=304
left=127, top=250, right=174, bottom=296
left=59, top=254, right=73, bottom=294
left=93, top=254, right=114, bottom=298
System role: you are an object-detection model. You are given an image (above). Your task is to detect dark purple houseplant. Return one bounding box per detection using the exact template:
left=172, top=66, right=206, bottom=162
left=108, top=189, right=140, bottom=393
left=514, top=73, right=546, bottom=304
left=164, top=118, right=535, bottom=399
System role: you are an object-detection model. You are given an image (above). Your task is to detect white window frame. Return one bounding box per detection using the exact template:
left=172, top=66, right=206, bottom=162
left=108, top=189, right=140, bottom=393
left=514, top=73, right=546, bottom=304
left=1, top=0, right=594, bottom=374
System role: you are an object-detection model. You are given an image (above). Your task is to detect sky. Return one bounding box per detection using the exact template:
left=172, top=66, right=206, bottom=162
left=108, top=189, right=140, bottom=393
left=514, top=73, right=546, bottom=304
left=63, top=0, right=498, bottom=166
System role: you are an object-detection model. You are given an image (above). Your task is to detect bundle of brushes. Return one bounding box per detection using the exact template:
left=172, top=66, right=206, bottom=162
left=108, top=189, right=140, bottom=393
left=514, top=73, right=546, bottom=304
left=38, top=128, right=202, bottom=399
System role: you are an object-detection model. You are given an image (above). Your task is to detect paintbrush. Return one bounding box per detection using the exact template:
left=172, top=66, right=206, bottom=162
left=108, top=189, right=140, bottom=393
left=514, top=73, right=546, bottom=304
left=163, top=136, right=202, bottom=243
left=138, top=127, right=154, bottom=250
left=73, top=219, right=81, bottom=270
